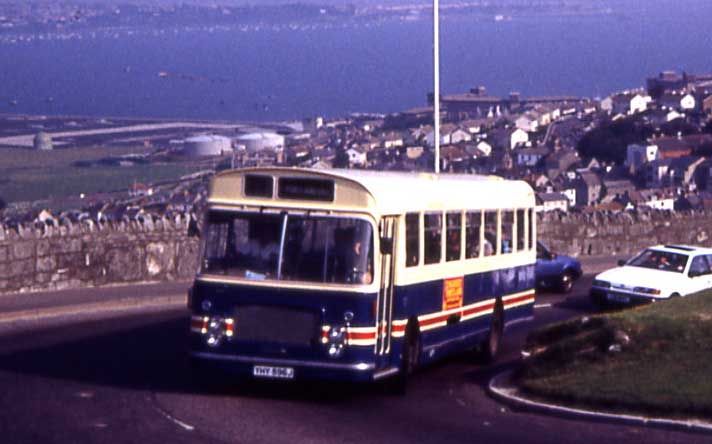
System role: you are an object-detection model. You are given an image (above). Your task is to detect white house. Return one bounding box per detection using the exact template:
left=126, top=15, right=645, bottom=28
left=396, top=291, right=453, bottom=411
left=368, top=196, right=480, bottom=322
left=510, top=128, right=529, bottom=150
left=450, top=128, right=472, bottom=144
left=626, top=143, right=659, bottom=173
left=537, top=192, right=569, bottom=212
left=658, top=92, right=696, bottom=111
left=602, top=92, right=650, bottom=115
left=666, top=110, right=685, bottom=122
left=475, top=140, right=492, bottom=157
left=381, top=134, right=404, bottom=149
left=640, top=194, right=675, bottom=211
left=515, top=113, right=539, bottom=133
left=346, top=147, right=367, bottom=166
left=425, top=123, right=457, bottom=147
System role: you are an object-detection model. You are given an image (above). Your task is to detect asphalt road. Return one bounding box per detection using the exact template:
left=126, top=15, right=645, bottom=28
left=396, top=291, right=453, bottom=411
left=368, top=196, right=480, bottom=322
left=0, top=276, right=711, bottom=444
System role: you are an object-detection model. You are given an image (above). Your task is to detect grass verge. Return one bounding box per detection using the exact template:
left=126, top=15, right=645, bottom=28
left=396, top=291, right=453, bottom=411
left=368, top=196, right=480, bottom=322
left=516, top=292, right=712, bottom=418
left=0, top=146, right=200, bottom=203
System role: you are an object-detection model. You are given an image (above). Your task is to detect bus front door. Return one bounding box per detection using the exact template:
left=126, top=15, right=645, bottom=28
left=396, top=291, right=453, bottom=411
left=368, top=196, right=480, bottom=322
left=376, top=216, right=397, bottom=370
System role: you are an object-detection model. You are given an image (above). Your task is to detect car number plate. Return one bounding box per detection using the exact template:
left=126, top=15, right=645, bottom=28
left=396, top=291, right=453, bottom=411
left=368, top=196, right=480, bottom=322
left=607, top=293, right=630, bottom=304
left=253, top=365, right=294, bottom=380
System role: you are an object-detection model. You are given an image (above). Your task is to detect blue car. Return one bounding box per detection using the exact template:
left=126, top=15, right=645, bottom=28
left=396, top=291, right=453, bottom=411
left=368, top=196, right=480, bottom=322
left=535, top=241, right=583, bottom=293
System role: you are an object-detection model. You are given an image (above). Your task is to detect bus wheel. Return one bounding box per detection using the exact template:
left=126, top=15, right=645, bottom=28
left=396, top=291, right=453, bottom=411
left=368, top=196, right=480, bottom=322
left=389, top=322, right=420, bottom=395
left=481, top=299, right=504, bottom=364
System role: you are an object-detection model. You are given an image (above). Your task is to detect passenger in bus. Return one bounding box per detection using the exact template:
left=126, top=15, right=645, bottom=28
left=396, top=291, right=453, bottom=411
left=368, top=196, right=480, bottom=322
left=483, top=231, right=495, bottom=256
left=335, top=228, right=372, bottom=284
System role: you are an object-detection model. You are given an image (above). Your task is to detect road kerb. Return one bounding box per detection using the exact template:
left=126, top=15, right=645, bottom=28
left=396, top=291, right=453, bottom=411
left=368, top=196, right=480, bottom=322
left=488, top=370, right=712, bottom=434
left=0, top=295, right=187, bottom=325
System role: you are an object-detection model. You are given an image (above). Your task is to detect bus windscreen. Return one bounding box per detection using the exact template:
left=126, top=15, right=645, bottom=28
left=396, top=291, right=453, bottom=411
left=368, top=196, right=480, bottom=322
left=201, top=211, right=373, bottom=284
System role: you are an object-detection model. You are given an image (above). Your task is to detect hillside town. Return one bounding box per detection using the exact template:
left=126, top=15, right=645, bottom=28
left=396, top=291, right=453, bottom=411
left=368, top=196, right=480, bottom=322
left=2, top=70, right=712, bottom=229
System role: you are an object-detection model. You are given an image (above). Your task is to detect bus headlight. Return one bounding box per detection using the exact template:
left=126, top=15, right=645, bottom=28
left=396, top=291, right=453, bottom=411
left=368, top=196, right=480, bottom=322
left=198, top=316, right=235, bottom=347
left=323, top=326, right=347, bottom=358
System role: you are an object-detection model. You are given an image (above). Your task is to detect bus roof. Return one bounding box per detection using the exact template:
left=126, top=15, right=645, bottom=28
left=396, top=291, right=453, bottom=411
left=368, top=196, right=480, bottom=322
left=208, top=167, right=535, bottom=215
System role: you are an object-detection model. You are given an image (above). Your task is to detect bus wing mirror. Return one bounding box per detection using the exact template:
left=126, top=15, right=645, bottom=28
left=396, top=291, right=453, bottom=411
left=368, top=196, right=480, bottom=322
left=380, top=237, right=394, bottom=255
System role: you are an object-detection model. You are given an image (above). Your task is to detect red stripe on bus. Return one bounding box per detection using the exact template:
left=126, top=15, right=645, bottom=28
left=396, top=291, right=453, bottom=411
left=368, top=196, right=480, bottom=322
left=392, top=324, right=407, bottom=334
left=348, top=331, right=376, bottom=340
left=504, top=293, right=535, bottom=306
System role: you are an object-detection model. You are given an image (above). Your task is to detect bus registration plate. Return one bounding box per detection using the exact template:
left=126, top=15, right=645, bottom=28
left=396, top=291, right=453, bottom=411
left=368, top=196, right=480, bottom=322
left=253, top=365, right=295, bottom=380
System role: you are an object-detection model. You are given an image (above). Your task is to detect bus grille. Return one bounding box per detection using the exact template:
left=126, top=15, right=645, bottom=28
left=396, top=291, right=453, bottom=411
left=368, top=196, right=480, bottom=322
left=234, top=305, right=319, bottom=346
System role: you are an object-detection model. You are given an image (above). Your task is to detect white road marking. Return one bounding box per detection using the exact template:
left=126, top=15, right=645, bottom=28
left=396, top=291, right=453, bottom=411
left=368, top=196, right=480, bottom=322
left=534, top=303, right=552, bottom=309
left=154, top=406, right=195, bottom=432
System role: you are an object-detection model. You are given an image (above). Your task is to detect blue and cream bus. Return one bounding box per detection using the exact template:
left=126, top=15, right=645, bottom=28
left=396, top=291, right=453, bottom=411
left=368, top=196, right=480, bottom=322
left=189, top=167, right=536, bottom=388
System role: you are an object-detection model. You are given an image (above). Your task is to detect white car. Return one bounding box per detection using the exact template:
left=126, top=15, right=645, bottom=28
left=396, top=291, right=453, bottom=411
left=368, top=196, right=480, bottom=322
left=590, top=245, right=712, bottom=306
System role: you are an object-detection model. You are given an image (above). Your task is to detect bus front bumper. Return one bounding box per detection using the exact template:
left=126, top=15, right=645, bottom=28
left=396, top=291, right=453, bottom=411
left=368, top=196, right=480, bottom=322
left=190, top=351, right=380, bottom=383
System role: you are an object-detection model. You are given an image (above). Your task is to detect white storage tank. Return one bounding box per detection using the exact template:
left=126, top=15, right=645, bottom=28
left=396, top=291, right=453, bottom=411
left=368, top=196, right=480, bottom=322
left=184, top=135, right=232, bottom=157
left=235, top=132, right=285, bottom=153
left=34, top=132, right=53, bottom=151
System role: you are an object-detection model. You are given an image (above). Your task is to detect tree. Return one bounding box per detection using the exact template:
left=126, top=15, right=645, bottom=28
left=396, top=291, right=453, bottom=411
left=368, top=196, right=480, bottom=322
left=577, top=117, right=654, bottom=165
left=333, top=147, right=350, bottom=168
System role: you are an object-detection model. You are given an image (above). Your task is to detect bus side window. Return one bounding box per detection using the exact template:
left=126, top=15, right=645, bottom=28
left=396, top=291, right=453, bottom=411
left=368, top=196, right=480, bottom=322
left=501, top=210, right=514, bottom=254
left=424, top=213, right=442, bottom=265
left=465, top=211, right=481, bottom=259
left=516, top=209, right=526, bottom=252
left=484, top=211, right=497, bottom=256
left=405, top=213, right=420, bottom=267
left=446, top=212, right=462, bottom=262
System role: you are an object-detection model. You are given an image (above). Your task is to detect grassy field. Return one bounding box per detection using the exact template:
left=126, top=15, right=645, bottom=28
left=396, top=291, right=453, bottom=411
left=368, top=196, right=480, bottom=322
left=0, top=146, right=200, bottom=203
left=517, top=293, right=712, bottom=418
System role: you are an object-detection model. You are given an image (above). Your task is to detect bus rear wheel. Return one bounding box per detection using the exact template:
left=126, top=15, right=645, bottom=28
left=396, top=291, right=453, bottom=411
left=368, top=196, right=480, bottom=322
left=480, top=299, right=504, bottom=364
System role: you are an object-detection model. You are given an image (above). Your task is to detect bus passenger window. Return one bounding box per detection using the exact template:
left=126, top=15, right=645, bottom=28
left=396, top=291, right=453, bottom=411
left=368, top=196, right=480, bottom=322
left=484, top=211, right=497, bottom=256
left=501, top=211, right=514, bottom=254
left=405, top=213, right=420, bottom=267
left=446, top=212, right=462, bottom=262
left=424, top=213, right=442, bottom=264
left=516, top=209, right=526, bottom=252
left=465, top=211, right=481, bottom=259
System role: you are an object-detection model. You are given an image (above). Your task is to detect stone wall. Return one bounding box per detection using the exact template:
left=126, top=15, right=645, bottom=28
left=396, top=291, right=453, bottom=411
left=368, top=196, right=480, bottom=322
left=0, top=215, right=200, bottom=294
left=538, top=210, right=712, bottom=257
left=1, top=210, right=712, bottom=294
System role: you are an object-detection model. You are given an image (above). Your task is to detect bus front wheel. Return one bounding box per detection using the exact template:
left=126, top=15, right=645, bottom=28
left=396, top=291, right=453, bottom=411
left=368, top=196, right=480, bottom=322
left=389, top=321, right=420, bottom=394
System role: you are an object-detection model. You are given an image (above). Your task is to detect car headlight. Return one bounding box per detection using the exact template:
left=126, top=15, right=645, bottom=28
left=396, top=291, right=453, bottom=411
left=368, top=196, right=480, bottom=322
left=634, top=286, right=661, bottom=295
left=592, top=279, right=611, bottom=288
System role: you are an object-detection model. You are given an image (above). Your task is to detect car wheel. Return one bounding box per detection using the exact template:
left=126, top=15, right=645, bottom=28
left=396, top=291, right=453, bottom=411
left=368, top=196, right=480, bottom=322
left=558, top=271, right=574, bottom=293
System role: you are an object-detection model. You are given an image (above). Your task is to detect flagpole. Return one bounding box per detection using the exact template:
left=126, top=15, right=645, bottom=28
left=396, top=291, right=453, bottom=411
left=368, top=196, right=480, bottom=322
left=433, top=0, right=440, bottom=174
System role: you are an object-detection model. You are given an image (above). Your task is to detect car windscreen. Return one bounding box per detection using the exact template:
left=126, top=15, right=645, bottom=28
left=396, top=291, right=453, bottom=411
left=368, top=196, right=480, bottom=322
left=200, top=210, right=374, bottom=284
left=627, top=249, right=688, bottom=273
